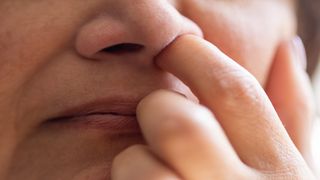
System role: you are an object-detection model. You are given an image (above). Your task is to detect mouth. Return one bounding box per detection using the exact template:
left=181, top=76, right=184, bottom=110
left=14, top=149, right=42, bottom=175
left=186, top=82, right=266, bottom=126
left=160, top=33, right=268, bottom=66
left=47, top=99, right=141, bottom=134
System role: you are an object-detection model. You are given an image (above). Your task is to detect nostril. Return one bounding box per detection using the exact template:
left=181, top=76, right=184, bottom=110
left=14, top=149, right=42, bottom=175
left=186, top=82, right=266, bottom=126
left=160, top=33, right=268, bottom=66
left=101, top=43, right=145, bottom=54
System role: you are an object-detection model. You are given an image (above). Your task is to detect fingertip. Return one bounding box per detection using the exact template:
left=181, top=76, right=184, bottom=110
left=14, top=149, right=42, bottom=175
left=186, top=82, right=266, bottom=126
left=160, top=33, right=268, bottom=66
left=137, top=90, right=175, bottom=117
left=136, top=90, right=189, bottom=129
left=154, top=34, right=205, bottom=68
left=266, top=37, right=315, bottom=159
left=137, top=89, right=187, bottom=114
left=292, top=36, right=307, bottom=71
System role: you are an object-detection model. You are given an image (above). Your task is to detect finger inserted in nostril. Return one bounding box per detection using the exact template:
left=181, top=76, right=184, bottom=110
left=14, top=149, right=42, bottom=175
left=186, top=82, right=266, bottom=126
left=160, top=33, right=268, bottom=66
left=101, top=43, right=145, bottom=54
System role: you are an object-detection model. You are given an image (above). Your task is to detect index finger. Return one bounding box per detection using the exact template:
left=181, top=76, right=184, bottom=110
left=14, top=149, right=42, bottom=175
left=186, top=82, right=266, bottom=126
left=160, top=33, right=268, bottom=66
left=155, top=35, right=301, bottom=170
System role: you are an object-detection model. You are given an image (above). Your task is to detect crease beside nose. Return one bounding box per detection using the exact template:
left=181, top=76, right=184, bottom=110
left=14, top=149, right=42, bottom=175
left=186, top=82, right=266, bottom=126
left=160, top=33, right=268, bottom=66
left=75, top=0, right=202, bottom=61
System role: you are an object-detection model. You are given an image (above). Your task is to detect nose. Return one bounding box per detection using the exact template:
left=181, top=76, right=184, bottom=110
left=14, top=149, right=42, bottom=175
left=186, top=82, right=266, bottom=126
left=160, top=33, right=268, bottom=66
left=75, top=0, right=202, bottom=62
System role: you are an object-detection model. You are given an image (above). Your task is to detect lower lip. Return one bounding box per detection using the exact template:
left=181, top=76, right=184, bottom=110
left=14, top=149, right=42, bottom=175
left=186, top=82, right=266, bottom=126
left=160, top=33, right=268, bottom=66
left=52, top=114, right=141, bottom=134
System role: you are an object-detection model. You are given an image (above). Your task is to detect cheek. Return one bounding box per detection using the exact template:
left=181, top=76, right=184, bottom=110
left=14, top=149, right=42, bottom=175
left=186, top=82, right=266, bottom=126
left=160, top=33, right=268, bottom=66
left=206, top=24, right=277, bottom=86
left=182, top=1, right=293, bottom=86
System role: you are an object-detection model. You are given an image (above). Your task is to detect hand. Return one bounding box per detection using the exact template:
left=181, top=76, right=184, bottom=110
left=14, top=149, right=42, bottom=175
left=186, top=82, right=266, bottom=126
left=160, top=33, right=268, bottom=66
left=111, top=35, right=315, bottom=179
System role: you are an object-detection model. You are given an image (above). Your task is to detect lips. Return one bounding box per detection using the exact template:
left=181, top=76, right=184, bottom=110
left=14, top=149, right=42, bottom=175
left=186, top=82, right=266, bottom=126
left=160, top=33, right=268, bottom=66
left=46, top=89, right=191, bottom=134
left=48, top=99, right=141, bottom=134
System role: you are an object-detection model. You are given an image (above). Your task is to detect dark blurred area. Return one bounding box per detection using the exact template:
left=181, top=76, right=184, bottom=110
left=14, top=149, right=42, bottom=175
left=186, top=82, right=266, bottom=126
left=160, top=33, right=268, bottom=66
left=298, top=0, right=320, bottom=77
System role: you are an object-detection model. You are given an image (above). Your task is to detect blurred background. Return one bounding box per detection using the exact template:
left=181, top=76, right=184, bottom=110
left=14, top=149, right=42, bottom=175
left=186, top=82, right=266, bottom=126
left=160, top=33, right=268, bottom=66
left=298, top=0, right=320, bottom=113
left=298, top=0, right=320, bottom=77
left=297, top=0, right=320, bottom=163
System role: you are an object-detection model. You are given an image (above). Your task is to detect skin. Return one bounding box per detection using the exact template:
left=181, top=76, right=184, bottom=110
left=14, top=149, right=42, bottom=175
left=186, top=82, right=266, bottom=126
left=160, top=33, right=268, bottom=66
left=112, top=35, right=315, bottom=179
left=0, top=0, right=316, bottom=179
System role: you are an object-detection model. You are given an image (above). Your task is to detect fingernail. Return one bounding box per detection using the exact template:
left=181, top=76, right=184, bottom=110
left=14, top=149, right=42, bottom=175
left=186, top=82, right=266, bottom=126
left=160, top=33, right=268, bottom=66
left=291, top=36, right=307, bottom=70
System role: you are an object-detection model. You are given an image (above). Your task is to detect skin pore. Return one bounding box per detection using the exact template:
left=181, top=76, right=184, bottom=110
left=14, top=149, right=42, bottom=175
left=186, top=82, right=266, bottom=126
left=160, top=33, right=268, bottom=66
left=0, top=0, right=315, bottom=179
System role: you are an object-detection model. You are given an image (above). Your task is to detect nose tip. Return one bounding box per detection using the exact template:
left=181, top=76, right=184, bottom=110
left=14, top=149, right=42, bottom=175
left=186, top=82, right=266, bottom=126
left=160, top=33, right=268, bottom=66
left=75, top=1, right=202, bottom=61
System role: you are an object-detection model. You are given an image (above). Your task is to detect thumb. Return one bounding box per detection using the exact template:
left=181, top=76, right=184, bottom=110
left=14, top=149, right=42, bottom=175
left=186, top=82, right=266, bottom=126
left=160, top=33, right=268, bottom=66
left=265, top=37, right=316, bottom=164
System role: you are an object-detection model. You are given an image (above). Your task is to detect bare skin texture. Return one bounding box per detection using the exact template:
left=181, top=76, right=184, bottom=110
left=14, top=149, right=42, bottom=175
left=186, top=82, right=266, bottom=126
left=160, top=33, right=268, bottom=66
left=0, top=0, right=316, bottom=179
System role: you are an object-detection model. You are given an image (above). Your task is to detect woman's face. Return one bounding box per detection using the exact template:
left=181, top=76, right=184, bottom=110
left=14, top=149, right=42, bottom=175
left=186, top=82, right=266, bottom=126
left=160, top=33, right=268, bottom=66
left=0, top=0, right=295, bottom=179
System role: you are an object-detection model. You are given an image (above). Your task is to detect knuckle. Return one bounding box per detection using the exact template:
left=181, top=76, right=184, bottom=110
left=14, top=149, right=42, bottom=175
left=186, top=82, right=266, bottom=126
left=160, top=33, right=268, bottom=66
left=261, top=166, right=314, bottom=180
left=214, top=68, right=263, bottom=107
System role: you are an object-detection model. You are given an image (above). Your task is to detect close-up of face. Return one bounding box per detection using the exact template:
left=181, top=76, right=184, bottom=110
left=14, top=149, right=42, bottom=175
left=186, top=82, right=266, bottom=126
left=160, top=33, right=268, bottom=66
left=0, top=0, right=298, bottom=179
